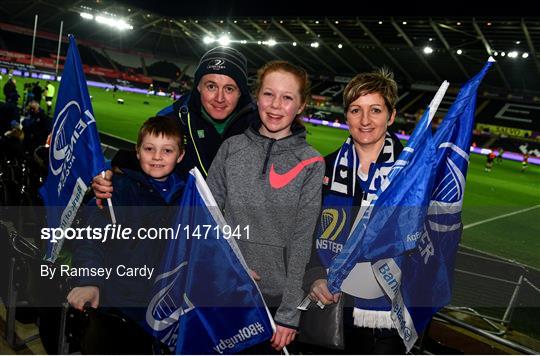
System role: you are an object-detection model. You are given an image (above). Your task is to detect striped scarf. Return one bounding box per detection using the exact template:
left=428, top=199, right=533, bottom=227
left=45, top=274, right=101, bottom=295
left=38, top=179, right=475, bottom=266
left=316, top=133, right=399, bottom=329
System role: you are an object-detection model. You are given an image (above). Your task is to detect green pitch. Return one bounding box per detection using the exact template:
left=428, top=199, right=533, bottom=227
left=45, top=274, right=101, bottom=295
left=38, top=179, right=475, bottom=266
left=9, top=77, right=540, bottom=268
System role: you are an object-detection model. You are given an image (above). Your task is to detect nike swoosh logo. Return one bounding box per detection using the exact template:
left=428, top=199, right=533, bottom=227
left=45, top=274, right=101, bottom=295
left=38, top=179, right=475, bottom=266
left=269, top=156, right=324, bottom=189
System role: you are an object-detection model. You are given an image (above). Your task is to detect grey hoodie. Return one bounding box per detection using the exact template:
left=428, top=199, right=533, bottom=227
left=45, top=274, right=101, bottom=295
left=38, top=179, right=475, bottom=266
left=207, top=123, right=325, bottom=328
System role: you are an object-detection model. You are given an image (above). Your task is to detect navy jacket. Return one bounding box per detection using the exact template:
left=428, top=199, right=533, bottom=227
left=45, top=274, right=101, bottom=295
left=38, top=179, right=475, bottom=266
left=72, top=169, right=185, bottom=309
left=157, top=88, right=257, bottom=177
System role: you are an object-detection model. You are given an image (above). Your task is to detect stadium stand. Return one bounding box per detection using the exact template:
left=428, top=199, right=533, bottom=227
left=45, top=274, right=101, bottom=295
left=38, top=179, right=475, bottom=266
left=1, top=12, right=540, bottom=355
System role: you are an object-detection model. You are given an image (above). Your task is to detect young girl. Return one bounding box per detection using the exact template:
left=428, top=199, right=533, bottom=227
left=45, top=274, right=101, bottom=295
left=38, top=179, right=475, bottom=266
left=206, top=61, right=325, bottom=352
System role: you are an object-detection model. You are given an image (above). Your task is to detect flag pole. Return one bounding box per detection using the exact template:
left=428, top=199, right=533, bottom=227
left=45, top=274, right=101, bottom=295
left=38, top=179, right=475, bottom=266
left=101, top=171, right=117, bottom=224
left=55, top=21, right=64, bottom=77
left=427, top=80, right=450, bottom=126
left=30, top=14, right=38, bottom=66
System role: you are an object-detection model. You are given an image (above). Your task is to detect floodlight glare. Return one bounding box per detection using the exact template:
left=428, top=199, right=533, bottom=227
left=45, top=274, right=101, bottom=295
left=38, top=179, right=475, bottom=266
left=95, top=15, right=110, bottom=25
left=292, top=42, right=297, bottom=46
left=80, top=12, right=94, bottom=20
left=423, top=46, right=433, bottom=54
left=338, top=43, right=343, bottom=49
left=508, top=51, right=518, bottom=58
left=203, top=36, right=215, bottom=44
left=116, top=20, right=131, bottom=30
left=267, top=39, right=277, bottom=47
left=522, top=52, right=529, bottom=58
left=310, top=42, right=319, bottom=48
left=218, top=35, right=230, bottom=46
left=94, top=15, right=132, bottom=30
left=456, top=49, right=463, bottom=55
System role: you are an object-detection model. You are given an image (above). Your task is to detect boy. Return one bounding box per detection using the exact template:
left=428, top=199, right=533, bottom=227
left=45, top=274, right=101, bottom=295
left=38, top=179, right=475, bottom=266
left=67, top=116, right=185, bottom=317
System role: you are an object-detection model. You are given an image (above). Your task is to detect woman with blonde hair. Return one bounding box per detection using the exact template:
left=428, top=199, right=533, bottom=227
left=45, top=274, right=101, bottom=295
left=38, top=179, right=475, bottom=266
left=304, top=68, right=406, bottom=354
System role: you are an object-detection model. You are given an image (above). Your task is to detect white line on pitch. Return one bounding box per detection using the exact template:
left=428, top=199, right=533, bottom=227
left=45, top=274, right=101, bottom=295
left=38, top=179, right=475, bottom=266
left=463, top=205, right=540, bottom=230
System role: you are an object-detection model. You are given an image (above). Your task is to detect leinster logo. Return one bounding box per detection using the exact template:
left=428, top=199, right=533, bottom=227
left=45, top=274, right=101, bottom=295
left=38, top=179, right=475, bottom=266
left=49, top=100, right=96, bottom=196
left=428, top=142, right=467, bottom=232
left=146, top=261, right=194, bottom=348
left=320, top=208, right=346, bottom=241
left=206, top=58, right=226, bottom=71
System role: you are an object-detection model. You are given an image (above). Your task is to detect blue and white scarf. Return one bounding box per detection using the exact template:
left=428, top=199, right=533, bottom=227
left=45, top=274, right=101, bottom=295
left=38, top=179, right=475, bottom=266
left=315, top=133, right=399, bottom=328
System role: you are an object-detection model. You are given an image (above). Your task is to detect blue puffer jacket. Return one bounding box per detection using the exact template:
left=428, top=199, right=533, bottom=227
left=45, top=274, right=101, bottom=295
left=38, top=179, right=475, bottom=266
left=72, top=169, right=185, bottom=309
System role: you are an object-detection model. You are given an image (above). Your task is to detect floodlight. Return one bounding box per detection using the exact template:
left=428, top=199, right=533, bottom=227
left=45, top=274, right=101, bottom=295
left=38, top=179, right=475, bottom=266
left=94, top=15, right=132, bottom=30
left=423, top=46, right=433, bottom=54
left=80, top=12, right=94, bottom=20
left=218, top=35, right=230, bottom=46
left=508, top=51, right=518, bottom=58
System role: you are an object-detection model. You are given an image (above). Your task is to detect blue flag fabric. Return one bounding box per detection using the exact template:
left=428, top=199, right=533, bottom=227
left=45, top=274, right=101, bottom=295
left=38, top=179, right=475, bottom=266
left=327, top=100, right=437, bottom=294
left=39, top=35, right=107, bottom=262
left=370, top=59, right=494, bottom=351
left=145, top=168, right=274, bottom=354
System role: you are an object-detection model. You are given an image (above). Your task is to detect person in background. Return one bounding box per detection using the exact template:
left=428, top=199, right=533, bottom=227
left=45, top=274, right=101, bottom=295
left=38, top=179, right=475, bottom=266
left=21, top=100, right=51, bottom=151
left=485, top=149, right=496, bottom=172
left=44, top=81, right=56, bottom=116
left=496, top=147, right=504, bottom=164
left=521, top=152, right=529, bottom=173
left=303, top=68, right=407, bottom=354
left=3, top=77, right=17, bottom=102
left=1, top=79, right=20, bottom=133
left=207, top=60, right=325, bottom=353
left=32, top=81, right=43, bottom=105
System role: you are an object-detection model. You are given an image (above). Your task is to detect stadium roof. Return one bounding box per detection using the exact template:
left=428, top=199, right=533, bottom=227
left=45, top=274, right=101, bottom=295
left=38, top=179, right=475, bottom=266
left=2, top=0, right=539, bottom=96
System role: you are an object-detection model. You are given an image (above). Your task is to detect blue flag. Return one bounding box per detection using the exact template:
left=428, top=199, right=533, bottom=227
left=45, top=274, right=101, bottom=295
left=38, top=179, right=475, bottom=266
left=326, top=93, right=438, bottom=293
left=145, top=168, right=274, bottom=354
left=369, top=59, right=494, bottom=351
left=39, top=35, right=107, bottom=262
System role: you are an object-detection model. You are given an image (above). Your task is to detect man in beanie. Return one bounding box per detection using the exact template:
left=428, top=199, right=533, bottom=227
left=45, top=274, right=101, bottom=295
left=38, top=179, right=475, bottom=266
left=91, top=46, right=256, bottom=202
left=157, top=46, right=255, bottom=177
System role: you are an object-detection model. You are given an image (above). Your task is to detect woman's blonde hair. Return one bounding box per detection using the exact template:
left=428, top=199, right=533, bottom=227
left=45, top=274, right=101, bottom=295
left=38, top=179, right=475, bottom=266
left=343, top=67, right=398, bottom=114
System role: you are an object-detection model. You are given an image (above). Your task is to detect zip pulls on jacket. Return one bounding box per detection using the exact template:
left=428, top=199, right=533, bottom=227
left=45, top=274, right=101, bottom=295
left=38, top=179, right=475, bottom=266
left=257, top=125, right=304, bottom=176
left=262, top=139, right=276, bottom=176
left=180, top=102, right=256, bottom=177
